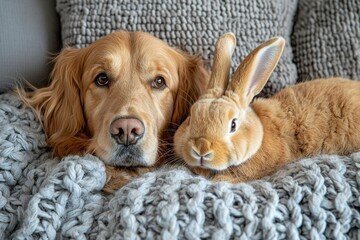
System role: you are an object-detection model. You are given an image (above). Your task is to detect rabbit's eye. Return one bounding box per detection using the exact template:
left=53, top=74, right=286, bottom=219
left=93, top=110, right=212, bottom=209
left=230, top=119, right=237, bottom=133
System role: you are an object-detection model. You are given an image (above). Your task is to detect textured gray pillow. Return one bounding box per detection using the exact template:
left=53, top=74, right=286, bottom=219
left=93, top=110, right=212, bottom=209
left=292, top=0, right=360, bottom=82
left=56, top=0, right=298, bottom=97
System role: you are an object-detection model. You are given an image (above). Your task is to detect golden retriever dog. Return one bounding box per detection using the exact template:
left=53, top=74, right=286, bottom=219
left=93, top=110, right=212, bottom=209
left=18, top=31, right=209, bottom=193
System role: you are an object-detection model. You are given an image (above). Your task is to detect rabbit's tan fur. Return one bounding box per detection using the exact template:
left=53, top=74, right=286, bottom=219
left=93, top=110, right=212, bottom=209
left=174, top=33, right=360, bottom=183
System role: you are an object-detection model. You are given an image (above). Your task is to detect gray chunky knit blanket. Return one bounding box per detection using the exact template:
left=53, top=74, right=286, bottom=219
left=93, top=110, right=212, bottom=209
left=1, top=93, right=359, bottom=239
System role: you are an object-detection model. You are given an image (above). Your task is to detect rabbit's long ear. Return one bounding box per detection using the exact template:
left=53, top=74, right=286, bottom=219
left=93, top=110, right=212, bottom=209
left=206, top=32, right=236, bottom=98
left=227, top=37, right=285, bottom=105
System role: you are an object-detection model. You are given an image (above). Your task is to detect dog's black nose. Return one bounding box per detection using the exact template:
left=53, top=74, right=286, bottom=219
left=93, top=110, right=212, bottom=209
left=110, top=117, right=145, bottom=146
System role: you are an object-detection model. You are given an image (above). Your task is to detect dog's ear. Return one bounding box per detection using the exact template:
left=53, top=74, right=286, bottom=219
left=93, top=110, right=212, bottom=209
left=171, top=53, right=209, bottom=128
left=18, top=48, right=89, bottom=157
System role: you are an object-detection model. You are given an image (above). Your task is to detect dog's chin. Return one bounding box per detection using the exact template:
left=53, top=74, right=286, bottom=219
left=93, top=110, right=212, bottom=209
left=107, top=145, right=154, bottom=167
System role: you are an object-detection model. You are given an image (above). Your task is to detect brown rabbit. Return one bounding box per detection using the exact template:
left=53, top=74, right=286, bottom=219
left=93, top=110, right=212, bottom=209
left=174, top=32, right=360, bottom=183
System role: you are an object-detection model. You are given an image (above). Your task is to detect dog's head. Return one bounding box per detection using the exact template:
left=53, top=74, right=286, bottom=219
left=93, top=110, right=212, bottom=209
left=19, top=31, right=209, bottom=167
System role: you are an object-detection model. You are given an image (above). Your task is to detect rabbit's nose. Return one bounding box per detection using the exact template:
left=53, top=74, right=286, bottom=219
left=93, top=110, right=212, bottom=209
left=192, top=138, right=213, bottom=163
left=191, top=148, right=213, bottom=167
left=191, top=148, right=213, bottom=161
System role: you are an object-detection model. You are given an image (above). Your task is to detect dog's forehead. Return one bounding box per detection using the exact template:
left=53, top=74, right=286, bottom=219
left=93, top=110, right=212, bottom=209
left=86, top=32, right=176, bottom=69
left=132, top=34, right=177, bottom=62
left=84, top=34, right=130, bottom=66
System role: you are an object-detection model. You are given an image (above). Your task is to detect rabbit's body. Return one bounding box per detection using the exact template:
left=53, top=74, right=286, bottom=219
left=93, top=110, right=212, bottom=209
left=174, top=34, right=360, bottom=183
left=210, top=78, right=360, bottom=182
left=177, top=78, right=360, bottom=183
left=261, top=78, right=360, bottom=159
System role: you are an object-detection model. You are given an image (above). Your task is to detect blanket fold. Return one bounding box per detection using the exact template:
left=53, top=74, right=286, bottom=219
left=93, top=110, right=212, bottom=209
left=0, top=93, right=359, bottom=239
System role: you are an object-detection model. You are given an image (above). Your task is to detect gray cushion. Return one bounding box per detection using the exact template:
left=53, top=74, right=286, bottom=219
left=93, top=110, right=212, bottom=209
left=0, top=0, right=61, bottom=92
left=292, top=0, right=360, bottom=82
left=56, top=0, right=299, bottom=97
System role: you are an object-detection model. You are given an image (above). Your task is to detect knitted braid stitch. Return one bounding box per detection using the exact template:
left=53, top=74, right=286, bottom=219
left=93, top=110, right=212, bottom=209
left=12, top=155, right=106, bottom=240
left=1, top=92, right=359, bottom=239
left=0, top=93, right=48, bottom=239
left=94, top=156, right=360, bottom=239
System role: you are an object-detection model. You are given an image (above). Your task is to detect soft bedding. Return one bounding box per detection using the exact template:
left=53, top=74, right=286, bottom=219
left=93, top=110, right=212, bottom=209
left=1, top=93, right=359, bottom=239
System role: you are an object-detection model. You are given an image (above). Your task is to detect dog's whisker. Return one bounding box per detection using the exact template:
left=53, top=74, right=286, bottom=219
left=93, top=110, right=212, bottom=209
left=165, top=156, right=183, bottom=166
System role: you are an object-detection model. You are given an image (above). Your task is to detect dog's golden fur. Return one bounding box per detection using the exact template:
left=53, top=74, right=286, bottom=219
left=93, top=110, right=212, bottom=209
left=17, top=31, right=209, bottom=192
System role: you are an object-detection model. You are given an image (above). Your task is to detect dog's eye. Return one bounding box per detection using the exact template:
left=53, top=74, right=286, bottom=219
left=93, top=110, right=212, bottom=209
left=95, top=73, right=110, bottom=87
left=152, top=76, right=166, bottom=90
left=230, top=119, right=237, bottom=133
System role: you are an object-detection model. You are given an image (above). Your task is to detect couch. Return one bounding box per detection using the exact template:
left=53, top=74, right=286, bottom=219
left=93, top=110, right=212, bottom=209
left=1, top=0, right=359, bottom=239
